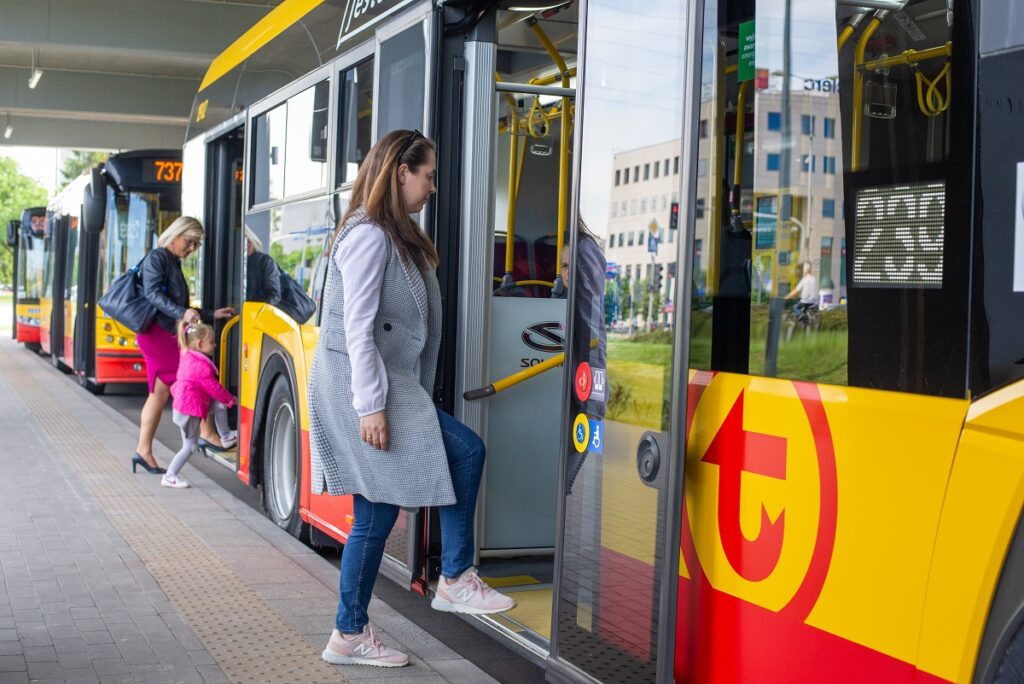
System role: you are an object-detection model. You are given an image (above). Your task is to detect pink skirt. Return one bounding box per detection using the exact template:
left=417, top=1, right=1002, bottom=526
left=136, top=323, right=180, bottom=393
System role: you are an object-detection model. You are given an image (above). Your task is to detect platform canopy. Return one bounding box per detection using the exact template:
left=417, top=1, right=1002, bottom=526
left=0, top=0, right=281, bottom=150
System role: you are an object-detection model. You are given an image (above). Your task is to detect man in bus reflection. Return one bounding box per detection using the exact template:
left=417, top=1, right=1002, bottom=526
left=785, top=261, right=819, bottom=317
left=245, top=228, right=281, bottom=306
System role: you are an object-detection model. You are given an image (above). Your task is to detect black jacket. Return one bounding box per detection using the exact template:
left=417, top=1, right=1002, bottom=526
left=141, top=247, right=210, bottom=332
left=245, top=250, right=281, bottom=306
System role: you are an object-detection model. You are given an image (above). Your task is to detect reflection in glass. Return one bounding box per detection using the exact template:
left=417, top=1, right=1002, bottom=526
left=338, top=59, right=374, bottom=185
left=556, top=1, right=687, bottom=680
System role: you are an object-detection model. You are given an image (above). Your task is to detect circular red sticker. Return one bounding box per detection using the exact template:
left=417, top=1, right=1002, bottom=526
left=575, top=362, right=592, bottom=402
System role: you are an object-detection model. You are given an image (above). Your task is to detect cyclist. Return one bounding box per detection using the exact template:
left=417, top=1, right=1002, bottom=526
left=784, top=261, right=819, bottom=320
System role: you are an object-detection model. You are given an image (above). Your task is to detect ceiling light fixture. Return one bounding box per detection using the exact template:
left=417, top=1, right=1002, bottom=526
left=3, top=113, right=12, bottom=140
left=28, top=50, right=42, bottom=89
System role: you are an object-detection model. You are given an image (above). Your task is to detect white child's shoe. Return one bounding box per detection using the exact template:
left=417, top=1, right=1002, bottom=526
left=161, top=474, right=190, bottom=489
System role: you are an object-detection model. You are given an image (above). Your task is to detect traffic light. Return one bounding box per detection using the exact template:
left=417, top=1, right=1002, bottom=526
left=669, top=201, right=679, bottom=231
left=667, top=262, right=677, bottom=278
left=653, top=264, right=664, bottom=291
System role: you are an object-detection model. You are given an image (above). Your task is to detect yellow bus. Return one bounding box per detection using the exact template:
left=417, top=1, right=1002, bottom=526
left=7, top=207, right=47, bottom=349
left=182, top=0, right=1024, bottom=681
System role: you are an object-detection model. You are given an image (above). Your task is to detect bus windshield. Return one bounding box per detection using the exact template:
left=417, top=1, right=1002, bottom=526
left=17, top=234, right=47, bottom=301
left=102, top=188, right=180, bottom=293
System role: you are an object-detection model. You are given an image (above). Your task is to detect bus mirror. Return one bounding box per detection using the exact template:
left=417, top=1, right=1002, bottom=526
left=82, top=167, right=107, bottom=234
left=6, top=220, right=20, bottom=248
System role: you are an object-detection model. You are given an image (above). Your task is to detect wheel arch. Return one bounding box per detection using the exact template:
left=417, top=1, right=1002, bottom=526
left=248, top=335, right=300, bottom=489
left=974, top=509, right=1024, bottom=683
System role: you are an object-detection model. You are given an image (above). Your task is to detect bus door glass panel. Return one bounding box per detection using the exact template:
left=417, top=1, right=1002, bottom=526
left=285, top=81, right=329, bottom=197
left=376, top=23, right=425, bottom=138
left=677, top=0, right=968, bottom=680
left=368, top=26, right=427, bottom=581
left=64, top=216, right=80, bottom=361
left=551, top=1, right=688, bottom=680
left=252, top=103, right=287, bottom=205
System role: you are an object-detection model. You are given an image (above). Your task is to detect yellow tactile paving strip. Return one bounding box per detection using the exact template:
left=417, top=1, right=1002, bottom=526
left=1, top=354, right=346, bottom=683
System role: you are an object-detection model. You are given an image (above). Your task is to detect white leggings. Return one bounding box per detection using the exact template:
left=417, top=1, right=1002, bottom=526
left=167, top=402, right=232, bottom=477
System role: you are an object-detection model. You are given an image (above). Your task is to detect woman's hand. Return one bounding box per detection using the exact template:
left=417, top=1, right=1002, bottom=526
left=213, top=307, right=236, bottom=320
left=183, top=308, right=200, bottom=323
left=360, top=411, right=389, bottom=450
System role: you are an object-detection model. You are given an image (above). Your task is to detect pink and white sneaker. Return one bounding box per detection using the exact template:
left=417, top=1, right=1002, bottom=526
left=160, top=474, right=190, bottom=489
left=220, top=431, right=238, bottom=450
left=321, top=626, right=409, bottom=667
left=431, top=567, right=517, bottom=615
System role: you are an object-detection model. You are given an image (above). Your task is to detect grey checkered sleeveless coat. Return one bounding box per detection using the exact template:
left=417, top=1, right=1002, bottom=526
left=308, top=211, right=455, bottom=507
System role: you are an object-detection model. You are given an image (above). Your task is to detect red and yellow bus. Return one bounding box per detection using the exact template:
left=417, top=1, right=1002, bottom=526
left=41, top=150, right=184, bottom=393
left=182, top=0, right=1024, bottom=681
left=8, top=207, right=47, bottom=348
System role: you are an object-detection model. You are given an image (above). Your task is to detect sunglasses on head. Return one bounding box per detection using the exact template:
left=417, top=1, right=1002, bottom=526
left=396, top=129, right=423, bottom=162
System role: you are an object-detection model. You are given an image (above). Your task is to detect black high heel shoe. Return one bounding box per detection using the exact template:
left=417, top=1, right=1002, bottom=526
left=131, top=453, right=166, bottom=474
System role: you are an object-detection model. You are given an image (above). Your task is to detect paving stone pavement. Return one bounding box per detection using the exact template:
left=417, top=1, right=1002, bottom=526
left=0, top=339, right=500, bottom=684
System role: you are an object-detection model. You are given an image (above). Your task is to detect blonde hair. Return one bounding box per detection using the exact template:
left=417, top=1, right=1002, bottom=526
left=158, top=216, right=204, bottom=249
left=176, top=318, right=215, bottom=351
left=244, top=227, right=264, bottom=252
left=336, top=130, right=438, bottom=272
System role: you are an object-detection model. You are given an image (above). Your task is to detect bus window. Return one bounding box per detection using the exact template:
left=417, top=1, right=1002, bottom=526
left=252, top=103, right=287, bottom=205
left=284, top=81, right=329, bottom=197
left=377, top=22, right=426, bottom=137
left=337, top=58, right=374, bottom=185
left=691, top=0, right=967, bottom=397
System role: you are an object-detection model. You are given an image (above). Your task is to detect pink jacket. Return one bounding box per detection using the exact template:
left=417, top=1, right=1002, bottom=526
left=171, top=350, right=235, bottom=418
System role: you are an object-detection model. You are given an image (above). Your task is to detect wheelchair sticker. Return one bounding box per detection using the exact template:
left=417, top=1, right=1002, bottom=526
left=572, top=413, right=590, bottom=454
left=589, top=419, right=604, bottom=454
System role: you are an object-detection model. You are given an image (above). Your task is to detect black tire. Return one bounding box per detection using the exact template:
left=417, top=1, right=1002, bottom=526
left=261, top=375, right=305, bottom=538
left=994, top=623, right=1024, bottom=684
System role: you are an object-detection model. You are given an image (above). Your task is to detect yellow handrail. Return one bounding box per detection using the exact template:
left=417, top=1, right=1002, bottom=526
left=463, top=338, right=597, bottom=400
left=529, top=18, right=572, bottom=268
left=915, top=61, right=951, bottom=117
left=218, top=314, right=240, bottom=380
left=860, top=42, right=952, bottom=72
left=851, top=16, right=882, bottom=171
left=496, top=73, right=521, bottom=278
left=733, top=80, right=751, bottom=193
left=492, top=277, right=555, bottom=288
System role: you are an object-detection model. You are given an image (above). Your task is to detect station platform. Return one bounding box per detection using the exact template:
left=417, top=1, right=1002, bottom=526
left=0, top=337, right=541, bottom=684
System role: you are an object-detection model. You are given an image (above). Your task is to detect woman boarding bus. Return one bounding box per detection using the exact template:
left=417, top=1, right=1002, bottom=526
left=182, top=0, right=1024, bottom=681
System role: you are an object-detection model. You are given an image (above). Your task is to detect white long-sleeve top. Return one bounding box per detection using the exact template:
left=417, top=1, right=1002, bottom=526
left=334, top=224, right=389, bottom=416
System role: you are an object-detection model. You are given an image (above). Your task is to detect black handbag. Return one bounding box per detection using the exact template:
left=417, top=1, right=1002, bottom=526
left=276, top=265, right=316, bottom=324
left=97, top=255, right=157, bottom=333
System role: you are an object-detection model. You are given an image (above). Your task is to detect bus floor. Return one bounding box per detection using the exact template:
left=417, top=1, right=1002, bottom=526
left=478, top=557, right=554, bottom=641
left=0, top=338, right=544, bottom=683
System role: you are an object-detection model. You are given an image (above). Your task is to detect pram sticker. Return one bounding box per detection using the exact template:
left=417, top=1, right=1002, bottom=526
left=590, top=367, right=607, bottom=402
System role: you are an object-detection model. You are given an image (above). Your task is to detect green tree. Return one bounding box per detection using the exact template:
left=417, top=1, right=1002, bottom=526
left=0, top=157, right=48, bottom=289
left=60, top=150, right=108, bottom=189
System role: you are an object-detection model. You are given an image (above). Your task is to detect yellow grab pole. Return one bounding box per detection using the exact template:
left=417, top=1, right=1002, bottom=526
left=861, top=41, right=952, bottom=71
left=852, top=16, right=882, bottom=172
left=733, top=80, right=751, bottom=190
left=218, top=314, right=240, bottom=381
left=837, top=12, right=867, bottom=51
left=463, top=339, right=597, bottom=400
left=529, top=18, right=571, bottom=262
left=496, top=73, right=520, bottom=277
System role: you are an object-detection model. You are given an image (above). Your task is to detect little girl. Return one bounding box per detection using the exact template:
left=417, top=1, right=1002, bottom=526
left=162, top=319, right=238, bottom=489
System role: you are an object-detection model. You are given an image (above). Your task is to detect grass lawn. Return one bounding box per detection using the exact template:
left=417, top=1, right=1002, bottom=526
left=603, top=313, right=849, bottom=426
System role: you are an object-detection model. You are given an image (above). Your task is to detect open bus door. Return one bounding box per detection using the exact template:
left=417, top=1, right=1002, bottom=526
left=7, top=219, right=20, bottom=339
left=544, top=1, right=699, bottom=681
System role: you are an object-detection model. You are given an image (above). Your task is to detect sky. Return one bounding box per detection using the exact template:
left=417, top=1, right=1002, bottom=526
left=0, top=146, right=64, bottom=194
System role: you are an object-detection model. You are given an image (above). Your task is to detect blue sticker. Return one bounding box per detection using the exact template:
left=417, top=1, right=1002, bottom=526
left=589, top=420, right=604, bottom=454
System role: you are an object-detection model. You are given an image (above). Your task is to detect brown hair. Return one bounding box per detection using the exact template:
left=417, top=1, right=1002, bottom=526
left=336, top=130, right=439, bottom=272
left=176, top=318, right=215, bottom=351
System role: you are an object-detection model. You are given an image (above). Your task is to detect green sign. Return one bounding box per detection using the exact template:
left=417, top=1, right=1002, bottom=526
left=739, top=20, right=756, bottom=83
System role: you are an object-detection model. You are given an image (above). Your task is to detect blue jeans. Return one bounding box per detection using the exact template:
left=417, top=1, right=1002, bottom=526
left=335, top=408, right=486, bottom=633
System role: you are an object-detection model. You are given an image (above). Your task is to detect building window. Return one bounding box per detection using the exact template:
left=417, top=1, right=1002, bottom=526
left=634, top=165, right=640, bottom=182
left=641, top=197, right=648, bottom=212
left=767, top=153, right=780, bottom=171
left=695, top=197, right=706, bottom=218
left=615, top=169, right=621, bottom=186
left=628, top=232, right=635, bottom=247
left=801, top=154, right=815, bottom=173
left=630, top=199, right=637, bottom=214
left=661, top=195, right=667, bottom=210
left=801, top=114, right=815, bottom=136
left=697, top=158, right=709, bottom=177
left=824, top=117, right=836, bottom=139
left=673, top=156, right=680, bottom=174
left=654, top=163, right=660, bottom=179
left=611, top=202, right=617, bottom=218
left=823, top=156, right=837, bottom=174
left=699, top=119, right=709, bottom=138
left=664, top=159, right=670, bottom=176
left=621, top=200, right=627, bottom=214
left=644, top=163, right=650, bottom=180
left=767, top=112, right=781, bottom=131
left=822, top=198, right=836, bottom=218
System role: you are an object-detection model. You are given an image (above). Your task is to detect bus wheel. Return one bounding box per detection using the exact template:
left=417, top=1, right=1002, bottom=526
left=262, top=375, right=303, bottom=538
left=994, top=623, right=1024, bottom=683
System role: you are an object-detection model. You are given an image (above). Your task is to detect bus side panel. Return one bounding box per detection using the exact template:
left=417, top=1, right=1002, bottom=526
left=15, top=304, right=41, bottom=344
left=39, top=295, right=53, bottom=355
left=677, top=374, right=968, bottom=682
left=915, top=381, right=1024, bottom=683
